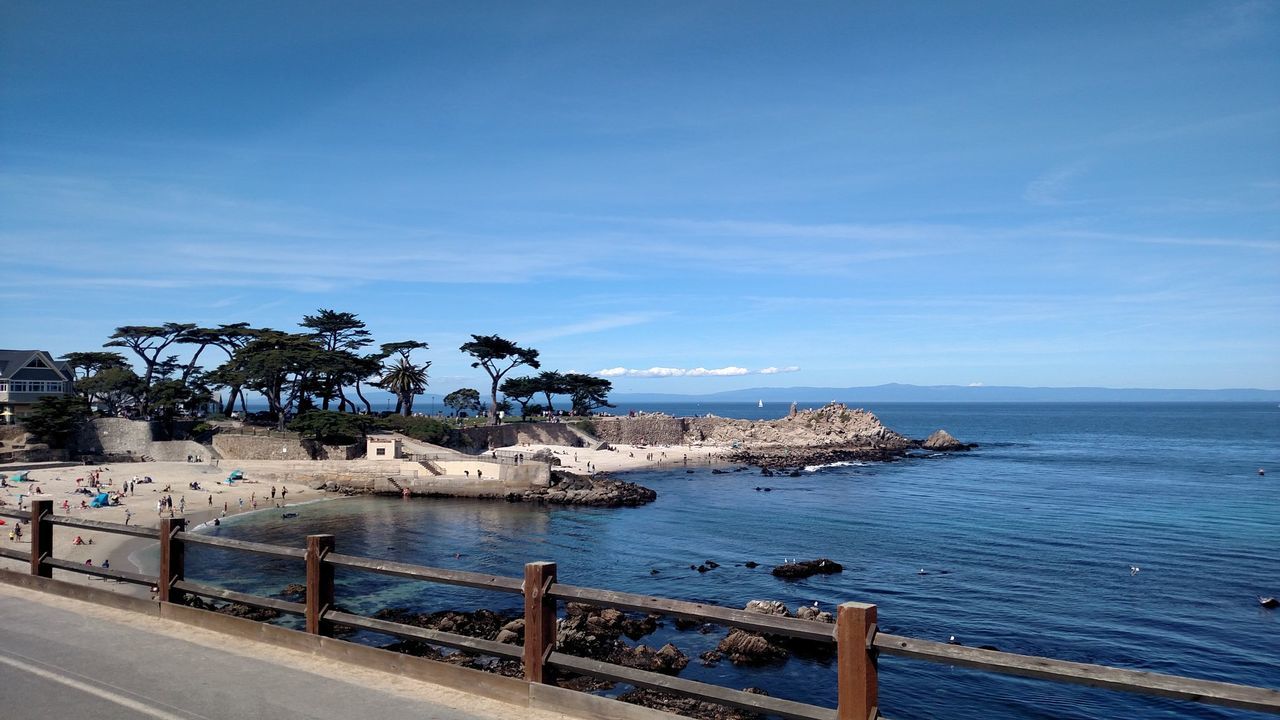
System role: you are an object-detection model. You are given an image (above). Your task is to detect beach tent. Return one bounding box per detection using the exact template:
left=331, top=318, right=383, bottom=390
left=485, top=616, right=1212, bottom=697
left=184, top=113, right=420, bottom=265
left=11, top=471, right=30, bottom=482
left=90, top=492, right=110, bottom=508
left=226, top=470, right=244, bottom=482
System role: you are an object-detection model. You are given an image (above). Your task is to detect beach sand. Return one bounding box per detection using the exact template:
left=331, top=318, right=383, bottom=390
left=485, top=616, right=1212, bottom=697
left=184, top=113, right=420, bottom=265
left=0, top=443, right=734, bottom=588
left=0, top=460, right=320, bottom=591
left=500, top=441, right=732, bottom=474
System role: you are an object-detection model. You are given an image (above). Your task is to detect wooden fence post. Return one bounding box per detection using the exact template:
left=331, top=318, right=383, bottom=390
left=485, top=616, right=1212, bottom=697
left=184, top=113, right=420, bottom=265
left=523, top=561, right=557, bottom=683
left=837, top=601, right=878, bottom=720
left=306, top=534, right=335, bottom=636
left=29, top=499, right=52, bottom=578
left=158, top=517, right=185, bottom=602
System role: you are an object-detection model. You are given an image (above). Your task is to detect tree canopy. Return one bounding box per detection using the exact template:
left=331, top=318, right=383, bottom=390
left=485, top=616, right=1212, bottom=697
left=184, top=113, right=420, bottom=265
left=459, top=334, right=540, bottom=425
left=499, top=375, right=541, bottom=419
left=443, top=388, right=481, bottom=417
left=563, top=373, right=615, bottom=416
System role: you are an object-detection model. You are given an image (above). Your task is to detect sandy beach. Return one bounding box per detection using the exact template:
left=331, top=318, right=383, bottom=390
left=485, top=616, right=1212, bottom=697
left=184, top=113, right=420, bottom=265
left=0, top=442, right=731, bottom=588
left=504, top=441, right=731, bottom=474
left=0, top=460, right=322, bottom=590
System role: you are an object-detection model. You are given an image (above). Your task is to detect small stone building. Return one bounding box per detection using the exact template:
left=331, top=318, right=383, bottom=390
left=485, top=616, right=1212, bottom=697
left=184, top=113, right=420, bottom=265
left=366, top=435, right=403, bottom=459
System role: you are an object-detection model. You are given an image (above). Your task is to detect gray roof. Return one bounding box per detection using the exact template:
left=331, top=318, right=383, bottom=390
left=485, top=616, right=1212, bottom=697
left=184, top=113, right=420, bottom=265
left=0, top=350, right=71, bottom=382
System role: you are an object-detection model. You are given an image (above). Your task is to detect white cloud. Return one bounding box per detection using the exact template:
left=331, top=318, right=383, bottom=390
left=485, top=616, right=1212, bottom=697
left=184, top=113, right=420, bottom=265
left=596, top=366, right=795, bottom=378
left=758, top=366, right=801, bottom=375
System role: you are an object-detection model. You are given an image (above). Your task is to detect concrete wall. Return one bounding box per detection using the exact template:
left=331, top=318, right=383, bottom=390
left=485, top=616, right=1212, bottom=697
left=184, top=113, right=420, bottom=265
left=212, top=433, right=312, bottom=460
left=590, top=416, right=702, bottom=446
left=211, top=433, right=360, bottom=461
left=74, top=418, right=158, bottom=456
left=72, top=418, right=212, bottom=462
left=458, top=422, right=590, bottom=451
left=398, top=459, right=550, bottom=488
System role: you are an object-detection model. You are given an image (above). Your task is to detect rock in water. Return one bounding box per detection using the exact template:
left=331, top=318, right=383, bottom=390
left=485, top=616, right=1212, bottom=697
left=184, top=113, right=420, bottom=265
left=922, top=429, right=971, bottom=451
left=744, top=600, right=790, bottom=616
left=771, top=558, right=844, bottom=579
left=716, top=629, right=790, bottom=665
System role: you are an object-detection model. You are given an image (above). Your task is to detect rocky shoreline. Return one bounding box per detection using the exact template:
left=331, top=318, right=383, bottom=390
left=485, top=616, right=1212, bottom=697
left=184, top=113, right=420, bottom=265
left=505, top=471, right=658, bottom=508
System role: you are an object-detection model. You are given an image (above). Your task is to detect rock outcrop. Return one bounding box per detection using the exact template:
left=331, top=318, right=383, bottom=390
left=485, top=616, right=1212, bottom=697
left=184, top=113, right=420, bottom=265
left=590, top=403, right=970, bottom=469
left=922, top=429, right=973, bottom=451
left=509, top=472, right=657, bottom=507
left=771, top=558, right=843, bottom=579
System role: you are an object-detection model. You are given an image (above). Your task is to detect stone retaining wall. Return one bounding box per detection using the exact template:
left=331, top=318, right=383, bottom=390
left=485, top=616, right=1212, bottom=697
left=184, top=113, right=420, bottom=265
left=458, top=423, right=588, bottom=451
left=72, top=418, right=213, bottom=463
left=590, top=416, right=700, bottom=446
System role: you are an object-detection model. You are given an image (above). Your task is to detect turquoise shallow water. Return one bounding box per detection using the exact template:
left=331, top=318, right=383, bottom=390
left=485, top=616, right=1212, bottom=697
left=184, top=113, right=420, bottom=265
left=188, top=403, right=1280, bottom=719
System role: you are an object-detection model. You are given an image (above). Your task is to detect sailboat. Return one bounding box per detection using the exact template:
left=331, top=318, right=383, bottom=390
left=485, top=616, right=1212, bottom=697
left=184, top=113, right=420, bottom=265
left=757, top=400, right=764, bottom=408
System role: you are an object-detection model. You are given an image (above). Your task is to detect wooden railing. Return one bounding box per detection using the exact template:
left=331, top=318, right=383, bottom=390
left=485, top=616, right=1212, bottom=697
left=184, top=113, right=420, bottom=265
left=2, top=498, right=1278, bottom=719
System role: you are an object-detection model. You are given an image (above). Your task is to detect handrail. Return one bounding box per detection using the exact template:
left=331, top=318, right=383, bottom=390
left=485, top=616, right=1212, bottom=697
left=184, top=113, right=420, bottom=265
left=6, top=495, right=1277, bottom=719
left=43, top=556, right=155, bottom=586
left=173, top=579, right=306, bottom=615
left=549, top=583, right=836, bottom=643
left=50, top=515, right=160, bottom=539
left=176, top=532, right=307, bottom=559
left=549, top=652, right=835, bottom=720
left=0, top=546, right=28, bottom=561
left=325, top=553, right=524, bottom=593
left=0, top=508, right=27, bottom=521
left=875, top=632, right=1280, bottom=714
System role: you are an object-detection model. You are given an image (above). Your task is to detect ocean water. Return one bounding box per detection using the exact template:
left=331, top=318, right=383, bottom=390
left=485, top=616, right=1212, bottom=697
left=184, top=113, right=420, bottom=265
left=187, top=403, right=1280, bottom=719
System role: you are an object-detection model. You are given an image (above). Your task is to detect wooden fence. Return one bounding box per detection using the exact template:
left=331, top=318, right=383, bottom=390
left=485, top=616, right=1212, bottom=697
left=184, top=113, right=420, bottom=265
left=2, top=498, right=1278, bottom=719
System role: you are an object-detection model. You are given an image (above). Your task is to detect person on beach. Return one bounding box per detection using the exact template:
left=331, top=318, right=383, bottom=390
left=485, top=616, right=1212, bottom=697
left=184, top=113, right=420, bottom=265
left=124, top=509, right=132, bottom=526
left=281, top=487, right=288, bottom=500
left=238, top=497, right=244, bottom=510
left=179, top=497, right=185, bottom=514
left=271, top=486, right=277, bottom=500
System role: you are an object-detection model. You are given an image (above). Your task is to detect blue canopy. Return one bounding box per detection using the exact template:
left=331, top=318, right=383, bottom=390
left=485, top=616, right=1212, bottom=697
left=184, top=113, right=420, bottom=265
left=90, top=492, right=110, bottom=508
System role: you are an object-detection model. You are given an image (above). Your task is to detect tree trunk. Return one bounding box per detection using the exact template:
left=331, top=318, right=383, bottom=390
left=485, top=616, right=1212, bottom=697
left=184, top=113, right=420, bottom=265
left=222, top=386, right=239, bottom=416
left=489, top=379, right=500, bottom=426
left=354, top=380, right=373, bottom=415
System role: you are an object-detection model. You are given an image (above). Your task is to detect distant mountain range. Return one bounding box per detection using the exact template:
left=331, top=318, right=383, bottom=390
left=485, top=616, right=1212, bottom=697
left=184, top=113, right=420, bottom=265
left=612, top=383, right=1280, bottom=403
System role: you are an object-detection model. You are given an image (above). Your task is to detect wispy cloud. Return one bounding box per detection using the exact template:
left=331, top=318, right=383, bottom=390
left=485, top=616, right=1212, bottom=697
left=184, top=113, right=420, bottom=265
left=522, top=313, right=667, bottom=342
left=1184, top=0, right=1276, bottom=48
left=1024, top=161, right=1091, bottom=206
left=596, top=366, right=798, bottom=378
left=1054, top=230, right=1280, bottom=252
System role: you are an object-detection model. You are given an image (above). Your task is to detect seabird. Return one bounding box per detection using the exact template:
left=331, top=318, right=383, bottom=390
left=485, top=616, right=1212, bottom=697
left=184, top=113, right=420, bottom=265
left=1130, top=566, right=1141, bottom=576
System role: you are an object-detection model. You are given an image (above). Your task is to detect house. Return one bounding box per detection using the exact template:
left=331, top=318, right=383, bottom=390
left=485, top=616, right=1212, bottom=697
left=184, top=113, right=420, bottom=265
left=366, top=435, right=403, bottom=459
left=0, top=350, right=74, bottom=424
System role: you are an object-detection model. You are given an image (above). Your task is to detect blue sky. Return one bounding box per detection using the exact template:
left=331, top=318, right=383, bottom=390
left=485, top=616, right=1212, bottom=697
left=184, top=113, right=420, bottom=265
left=2, top=1, right=1278, bottom=395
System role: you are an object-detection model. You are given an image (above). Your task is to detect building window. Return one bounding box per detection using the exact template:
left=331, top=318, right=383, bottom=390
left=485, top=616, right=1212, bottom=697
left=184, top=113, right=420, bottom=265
left=375, top=447, right=386, bottom=456
left=7, top=381, right=64, bottom=393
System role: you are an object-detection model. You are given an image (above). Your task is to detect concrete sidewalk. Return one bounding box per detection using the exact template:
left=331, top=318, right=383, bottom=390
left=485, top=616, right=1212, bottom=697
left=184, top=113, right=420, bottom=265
left=0, top=583, right=579, bottom=720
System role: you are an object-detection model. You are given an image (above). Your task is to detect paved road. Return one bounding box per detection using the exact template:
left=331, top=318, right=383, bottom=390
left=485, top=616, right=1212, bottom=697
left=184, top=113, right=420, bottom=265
left=0, top=585, right=569, bottom=720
